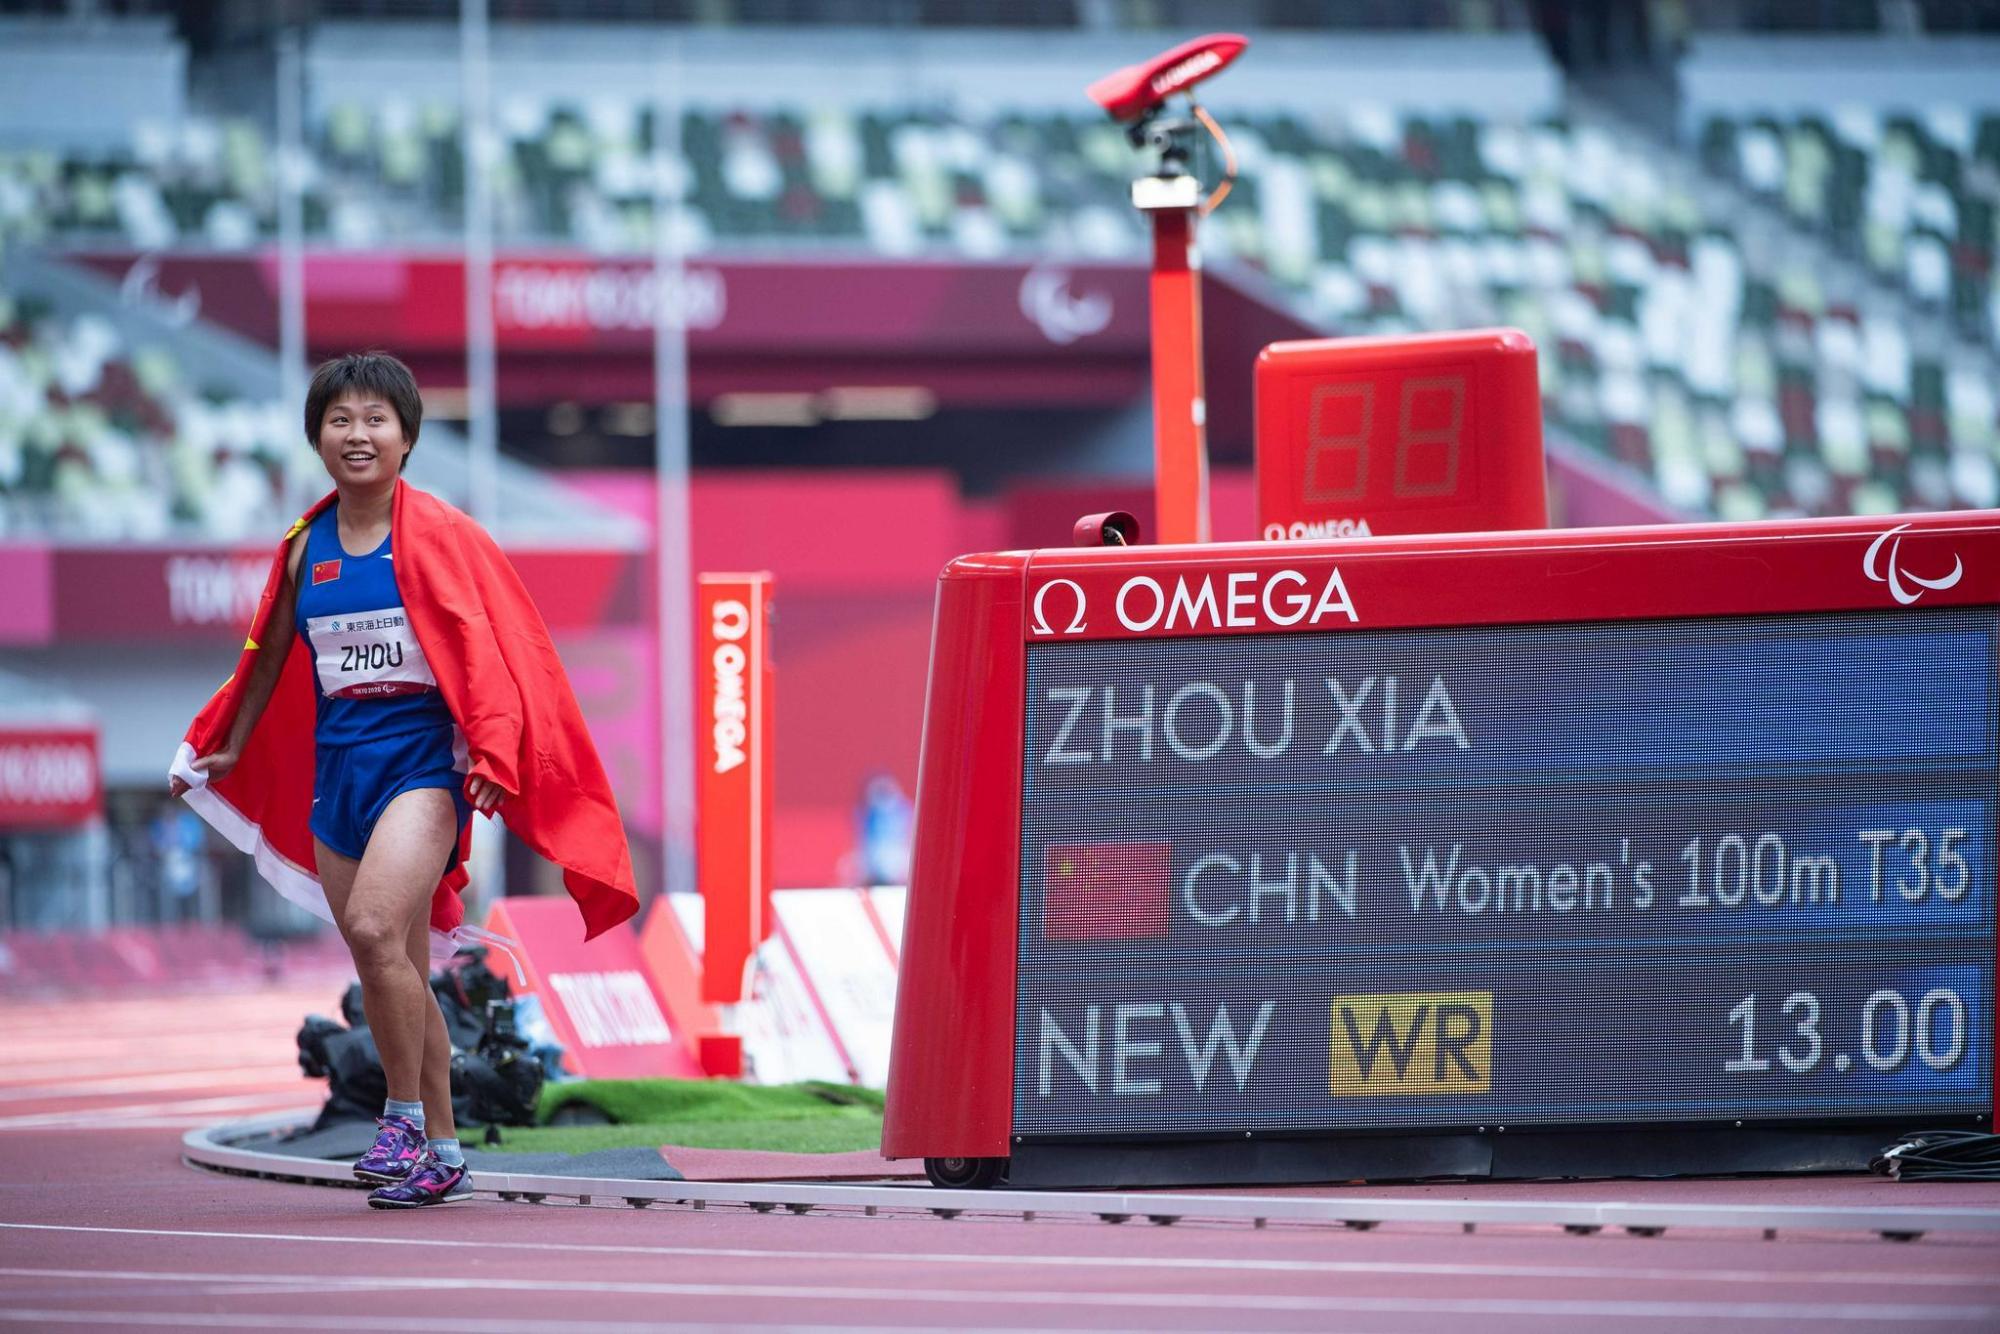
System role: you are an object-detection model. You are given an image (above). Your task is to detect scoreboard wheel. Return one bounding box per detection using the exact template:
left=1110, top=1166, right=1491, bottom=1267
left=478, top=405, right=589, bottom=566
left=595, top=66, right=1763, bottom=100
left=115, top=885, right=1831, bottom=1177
left=925, top=1155, right=1008, bottom=1190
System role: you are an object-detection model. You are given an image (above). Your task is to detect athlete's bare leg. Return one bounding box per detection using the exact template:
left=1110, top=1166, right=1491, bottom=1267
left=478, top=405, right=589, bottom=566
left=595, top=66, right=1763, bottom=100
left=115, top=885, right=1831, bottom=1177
left=315, top=839, right=359, bottom=933
left=315, top=788, right=459, bottom=1112
left=403, top=910, right=458, bottom=1141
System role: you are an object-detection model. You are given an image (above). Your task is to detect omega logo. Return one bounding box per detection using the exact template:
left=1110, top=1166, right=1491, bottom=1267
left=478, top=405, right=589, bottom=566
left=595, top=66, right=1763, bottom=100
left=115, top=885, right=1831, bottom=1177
left=1030, top=579, right=1089, bottom=636
left=1864, top=524, right=1964, bottom=606
left=1028, top=568, right=1359, bottom=637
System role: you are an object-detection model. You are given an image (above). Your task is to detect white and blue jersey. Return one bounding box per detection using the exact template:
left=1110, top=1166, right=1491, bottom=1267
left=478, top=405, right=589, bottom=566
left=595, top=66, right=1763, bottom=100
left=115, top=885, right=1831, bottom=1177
left=296, top=506, right=455, bottom=745
left=296, top=506, right=470, bottom=860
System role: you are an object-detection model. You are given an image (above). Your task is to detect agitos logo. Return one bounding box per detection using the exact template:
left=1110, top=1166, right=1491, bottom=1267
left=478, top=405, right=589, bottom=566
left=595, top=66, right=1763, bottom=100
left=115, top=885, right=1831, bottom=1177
left=1329, top=991, right=1491, bottom=1096
left=1864, top=523, right=1963, bottom=606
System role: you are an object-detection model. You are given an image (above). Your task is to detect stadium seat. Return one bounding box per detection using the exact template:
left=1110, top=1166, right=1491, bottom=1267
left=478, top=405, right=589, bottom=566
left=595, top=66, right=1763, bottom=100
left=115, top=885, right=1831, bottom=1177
left=1703, top=105, right=2000, bottom=348
left=10, top=94, right=1998, bottom=522
left=0, top=295, right=302, bottom=540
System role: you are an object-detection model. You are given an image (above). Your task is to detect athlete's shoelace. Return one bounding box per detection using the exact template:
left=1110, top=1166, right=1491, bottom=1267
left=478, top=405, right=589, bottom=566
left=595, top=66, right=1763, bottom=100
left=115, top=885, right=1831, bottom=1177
left=362, top=1115, right=424, bottom=1163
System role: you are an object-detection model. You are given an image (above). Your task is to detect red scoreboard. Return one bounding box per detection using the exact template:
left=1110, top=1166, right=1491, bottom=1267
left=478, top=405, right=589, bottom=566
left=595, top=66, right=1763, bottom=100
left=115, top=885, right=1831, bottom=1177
left=882, top=511, right=1998, bottom=1190
left=1256, top=329, right=1547, bottom=542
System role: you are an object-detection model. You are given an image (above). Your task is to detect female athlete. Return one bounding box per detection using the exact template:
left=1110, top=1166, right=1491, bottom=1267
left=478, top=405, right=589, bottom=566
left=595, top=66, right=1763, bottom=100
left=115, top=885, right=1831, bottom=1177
left=171, top=351, right=638, bottom=1208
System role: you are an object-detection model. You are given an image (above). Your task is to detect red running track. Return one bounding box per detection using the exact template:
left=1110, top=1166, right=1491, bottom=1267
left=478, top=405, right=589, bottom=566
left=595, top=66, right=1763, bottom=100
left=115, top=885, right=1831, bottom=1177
left=2, top=982, right=1998, bottom=1332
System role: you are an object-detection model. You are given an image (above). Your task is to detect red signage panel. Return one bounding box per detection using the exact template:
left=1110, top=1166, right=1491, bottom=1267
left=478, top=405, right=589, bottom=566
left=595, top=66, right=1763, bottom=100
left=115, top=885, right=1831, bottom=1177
left=0, top=546, right=54, bottom=645
left=0, top=725, right=101, bottom=829
left=482, top=896, right=703, bottom=1079
left=697, top=573, right=775, bottom=1005
left=635, top=901, right=728, bottom=1074
left=36, top=546, right=639, bottom=644
left=70, top=251, right=1150, bottom=359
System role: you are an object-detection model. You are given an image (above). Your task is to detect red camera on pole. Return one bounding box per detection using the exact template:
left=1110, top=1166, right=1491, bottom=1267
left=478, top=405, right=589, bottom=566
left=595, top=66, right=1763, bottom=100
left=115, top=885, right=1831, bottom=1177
left=1085, top=34, right=1248, bottom=546
left=1085, top=33, right=1247, bottom=122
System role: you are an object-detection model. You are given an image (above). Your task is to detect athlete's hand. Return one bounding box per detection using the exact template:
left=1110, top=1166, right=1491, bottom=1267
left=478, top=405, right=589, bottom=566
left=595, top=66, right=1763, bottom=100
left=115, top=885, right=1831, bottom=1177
left=171, top=748, right=240, bottom=797
left=465, top=774, right=507, bottom=814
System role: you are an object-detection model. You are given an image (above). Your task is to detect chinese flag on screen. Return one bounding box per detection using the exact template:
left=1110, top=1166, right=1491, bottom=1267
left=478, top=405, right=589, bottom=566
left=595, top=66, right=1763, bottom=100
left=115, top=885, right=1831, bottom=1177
left=1043, top=841, right=1171, bottom=941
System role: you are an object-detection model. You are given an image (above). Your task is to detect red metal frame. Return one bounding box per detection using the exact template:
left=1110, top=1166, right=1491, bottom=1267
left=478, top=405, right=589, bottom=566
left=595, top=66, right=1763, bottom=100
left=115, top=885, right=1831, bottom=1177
left=1149, top=207, right=1209, bottom=544
left=881, top=509, right=2000, bottom=1160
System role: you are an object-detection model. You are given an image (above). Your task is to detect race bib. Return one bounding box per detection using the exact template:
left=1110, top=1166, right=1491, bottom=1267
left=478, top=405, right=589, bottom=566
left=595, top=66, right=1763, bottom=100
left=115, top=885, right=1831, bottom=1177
left=305, top=607, right=438, bottom=700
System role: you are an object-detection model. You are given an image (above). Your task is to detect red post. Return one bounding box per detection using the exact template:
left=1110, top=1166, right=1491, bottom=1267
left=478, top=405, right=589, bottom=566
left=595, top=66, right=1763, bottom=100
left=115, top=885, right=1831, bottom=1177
left=695, top=573, right=774, bottom=1018
left=1143, top=187, right=1210, bottom=544
left=1094, top=36, right=1252, bottom=544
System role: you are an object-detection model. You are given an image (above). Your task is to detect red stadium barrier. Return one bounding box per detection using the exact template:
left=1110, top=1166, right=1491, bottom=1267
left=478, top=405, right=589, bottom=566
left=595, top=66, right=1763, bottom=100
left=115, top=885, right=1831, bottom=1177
left=484, top=896, right=704, bottom=1080
left=0, top=724, right=100, bottom=829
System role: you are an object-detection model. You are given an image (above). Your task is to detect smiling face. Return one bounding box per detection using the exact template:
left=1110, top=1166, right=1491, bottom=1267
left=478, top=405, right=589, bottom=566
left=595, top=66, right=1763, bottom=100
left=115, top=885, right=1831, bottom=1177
left=315, top=396, right=412, bottom=489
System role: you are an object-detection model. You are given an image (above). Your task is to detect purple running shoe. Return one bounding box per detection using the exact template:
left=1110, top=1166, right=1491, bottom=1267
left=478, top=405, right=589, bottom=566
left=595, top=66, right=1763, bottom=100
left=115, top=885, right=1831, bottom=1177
left=352, top=1113, right=426, bottom=1184
left=366, top=1154, right=471, bottom=1209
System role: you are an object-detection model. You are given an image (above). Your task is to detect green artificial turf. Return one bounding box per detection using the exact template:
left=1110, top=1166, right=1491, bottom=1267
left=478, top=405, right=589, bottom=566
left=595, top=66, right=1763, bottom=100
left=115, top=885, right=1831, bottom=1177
left=541, top=1077, right=883, bottom=1124
left=482, top=1115, right=883, bottom=1156
left=477, top=1079, right=885, bottom=1156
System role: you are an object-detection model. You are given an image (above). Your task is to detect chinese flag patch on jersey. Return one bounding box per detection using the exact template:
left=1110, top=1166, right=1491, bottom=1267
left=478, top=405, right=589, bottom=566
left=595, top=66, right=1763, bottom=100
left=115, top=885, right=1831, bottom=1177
left=1042, top=840, right=1171, bottom=941
left=311, top=559, right=342, bottom=585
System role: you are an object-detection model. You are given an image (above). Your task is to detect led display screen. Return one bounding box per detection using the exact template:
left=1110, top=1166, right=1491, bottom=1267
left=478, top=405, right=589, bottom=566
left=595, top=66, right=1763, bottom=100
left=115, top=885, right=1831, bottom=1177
left=1013, top=608, right=1997, bottom=1136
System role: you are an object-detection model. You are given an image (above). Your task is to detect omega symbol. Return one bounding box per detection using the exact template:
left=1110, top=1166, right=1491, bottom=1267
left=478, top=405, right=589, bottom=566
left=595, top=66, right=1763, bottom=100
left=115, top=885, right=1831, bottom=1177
left=1030, top=579, right=1088, bottom=636
left=1863, top=523, right=1964, bottom=606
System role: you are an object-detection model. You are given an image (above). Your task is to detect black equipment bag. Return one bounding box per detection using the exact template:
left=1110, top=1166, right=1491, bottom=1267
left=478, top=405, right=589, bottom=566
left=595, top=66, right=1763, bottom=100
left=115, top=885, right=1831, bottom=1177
left=294, top=947, right=545, bottom=1128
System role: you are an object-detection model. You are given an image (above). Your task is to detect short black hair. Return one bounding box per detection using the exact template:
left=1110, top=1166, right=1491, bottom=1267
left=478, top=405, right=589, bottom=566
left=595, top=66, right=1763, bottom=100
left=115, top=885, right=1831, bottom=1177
left=304, top=352, right=423, bottom=463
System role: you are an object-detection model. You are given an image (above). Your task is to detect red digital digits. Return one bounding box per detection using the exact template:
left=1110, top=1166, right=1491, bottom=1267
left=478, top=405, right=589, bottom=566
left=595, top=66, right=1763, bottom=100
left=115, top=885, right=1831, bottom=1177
left=1302, top=383, right=1373, bottom=502
left=1301, top=374, right=1468, bottom=506
left=1394, top=376, right=1466, bottom=499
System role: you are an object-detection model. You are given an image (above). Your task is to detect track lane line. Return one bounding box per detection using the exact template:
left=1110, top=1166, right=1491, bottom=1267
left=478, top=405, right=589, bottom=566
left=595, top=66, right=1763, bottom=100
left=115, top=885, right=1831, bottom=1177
left=0, top=1070, right=317, bottom=1101
left=0, top=1094, right=307, bottom=1130
left=0, top=1266, right=1993, bottom=1322
left=0, top=1116, right=311, bottom=1132
left=2, top=1311, right=1217, bottom=1333
left=0, top=1221, right=1991, bottom=1289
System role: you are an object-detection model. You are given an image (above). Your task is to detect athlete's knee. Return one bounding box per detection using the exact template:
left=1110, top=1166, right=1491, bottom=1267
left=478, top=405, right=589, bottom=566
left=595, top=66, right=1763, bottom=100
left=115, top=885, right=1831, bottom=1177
left=344, top=910, right=408, bottom=968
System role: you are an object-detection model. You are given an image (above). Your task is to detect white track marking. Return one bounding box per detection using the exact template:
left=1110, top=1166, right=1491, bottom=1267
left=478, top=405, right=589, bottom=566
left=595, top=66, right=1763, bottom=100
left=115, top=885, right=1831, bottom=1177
left=0, top=1228, right=1992, bottom=1292
left=0, top=1094, right=308, bottom=1131
left=0, top=1266, right=1991, bottom=1323
left=1, top=1311, right=1200, bottom=1334
left=0, top=1035, right=297, bottom=1050
left=1, top=1116, right=307, bottom=1131
left=0, top=1070, right=314, bottom=1102
left=0, top=1060, right=299, bottom=1085
left=195, top=1283, right=389, bottom=1298
left=0, top=1050, right=303, bottom=1080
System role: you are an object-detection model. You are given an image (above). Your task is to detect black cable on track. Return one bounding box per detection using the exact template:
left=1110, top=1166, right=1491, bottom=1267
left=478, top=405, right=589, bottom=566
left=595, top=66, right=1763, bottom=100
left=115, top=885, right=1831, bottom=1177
left=1872, top=1130, right=2000, bottom=1182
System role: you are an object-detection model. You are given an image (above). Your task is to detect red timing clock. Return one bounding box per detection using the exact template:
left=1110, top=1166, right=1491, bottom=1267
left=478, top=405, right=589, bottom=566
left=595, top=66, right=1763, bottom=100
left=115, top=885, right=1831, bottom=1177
left=1254, top=328, right=1548, bottom=541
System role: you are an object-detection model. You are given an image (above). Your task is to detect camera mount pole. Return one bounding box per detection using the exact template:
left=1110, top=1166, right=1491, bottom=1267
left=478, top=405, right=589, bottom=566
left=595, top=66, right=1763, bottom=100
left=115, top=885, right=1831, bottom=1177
left=1132, top=112, right=1210, bottom=544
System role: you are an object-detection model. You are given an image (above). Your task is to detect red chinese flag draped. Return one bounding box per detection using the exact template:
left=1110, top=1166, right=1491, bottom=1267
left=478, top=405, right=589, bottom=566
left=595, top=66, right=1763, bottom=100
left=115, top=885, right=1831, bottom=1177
left=1042, top=841, right=1171, bottom=941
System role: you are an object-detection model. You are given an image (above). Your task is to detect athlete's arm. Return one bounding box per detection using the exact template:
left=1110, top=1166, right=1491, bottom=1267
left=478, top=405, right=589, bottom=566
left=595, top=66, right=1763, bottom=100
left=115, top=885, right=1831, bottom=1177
left=169, top=534, right=306, bottom=795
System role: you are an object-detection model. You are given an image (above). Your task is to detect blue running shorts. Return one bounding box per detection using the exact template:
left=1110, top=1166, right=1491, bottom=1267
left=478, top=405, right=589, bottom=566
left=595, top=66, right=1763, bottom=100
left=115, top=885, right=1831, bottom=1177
left=310, top=723, right=473, bottom=861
